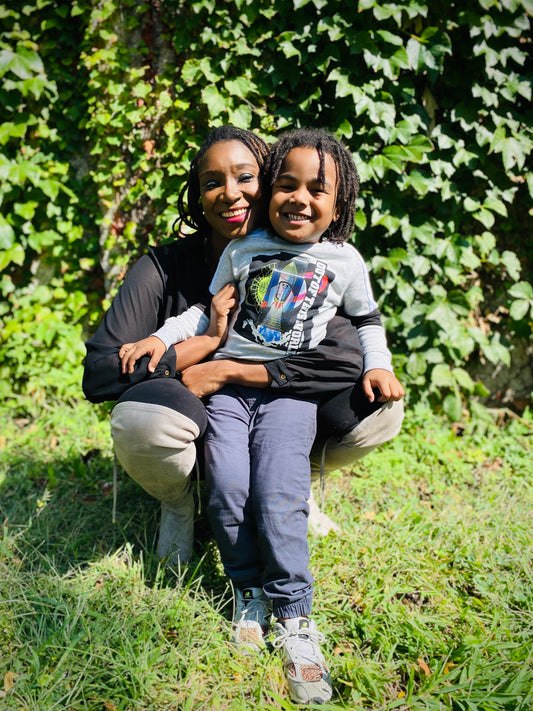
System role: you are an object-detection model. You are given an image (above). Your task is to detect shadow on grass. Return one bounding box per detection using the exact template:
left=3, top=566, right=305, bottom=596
left=0, top=448, right=228, bottom=603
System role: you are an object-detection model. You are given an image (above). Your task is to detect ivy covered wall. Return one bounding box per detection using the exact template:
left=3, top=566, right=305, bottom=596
left=1, top=0, right=532, bottom=418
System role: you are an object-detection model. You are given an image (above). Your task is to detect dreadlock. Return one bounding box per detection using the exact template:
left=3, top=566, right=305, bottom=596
left=175, top=126, right=269, bottom=235
left=264, top=128, right=360, bottom=244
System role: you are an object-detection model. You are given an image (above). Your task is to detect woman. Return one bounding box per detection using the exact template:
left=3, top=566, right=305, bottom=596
left=82, top=125, right=404, bottom=567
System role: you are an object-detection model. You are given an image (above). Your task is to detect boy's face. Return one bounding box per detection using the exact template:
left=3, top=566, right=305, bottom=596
left=269, top=146, right=338, bottom=245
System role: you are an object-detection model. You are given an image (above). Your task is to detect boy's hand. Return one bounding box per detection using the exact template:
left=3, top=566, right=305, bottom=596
left=119, top=336, right=166, bottom=374
left=207, top=283, right=239, bottom=342
left=362, top=369, right=405, bottom=403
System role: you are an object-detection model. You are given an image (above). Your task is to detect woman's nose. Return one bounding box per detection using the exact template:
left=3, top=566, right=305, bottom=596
left=221, top=179, right=240, bottom=202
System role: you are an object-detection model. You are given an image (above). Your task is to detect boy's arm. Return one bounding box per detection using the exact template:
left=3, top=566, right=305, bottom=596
left=173, top=283, right=238, bottom=371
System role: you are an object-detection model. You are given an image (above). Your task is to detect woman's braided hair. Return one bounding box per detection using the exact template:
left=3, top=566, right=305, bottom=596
left=176, top=125, right=269, bottom=235
left=264, top=128, right=360, bottom=244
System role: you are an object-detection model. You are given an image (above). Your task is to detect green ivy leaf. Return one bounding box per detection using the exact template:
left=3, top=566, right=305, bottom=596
left=201, top=85, right=227, bottom=118
left=509, top=299, right=531, bottom=321
left=452, top=367, right=474, bottom=392
left=500, top=250, right=521, bottom=280
left=0, top=215, right=15, bottom=250
left=508, top=282, right=533, bottom=300
left=443, top=392, right=463, bottom=421
left=431, top=363, right=455, bottom=387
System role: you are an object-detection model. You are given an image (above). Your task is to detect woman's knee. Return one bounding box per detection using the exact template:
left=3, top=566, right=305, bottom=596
left=311, top=398, right=404, bottom=475
left=110, top=399, right=203, bottom=502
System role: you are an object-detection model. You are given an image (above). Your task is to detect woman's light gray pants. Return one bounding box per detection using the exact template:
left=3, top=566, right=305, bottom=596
left=110, top=378, right=404, bottom=563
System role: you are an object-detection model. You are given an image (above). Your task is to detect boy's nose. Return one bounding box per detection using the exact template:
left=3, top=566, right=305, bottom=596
left=290, top=186, right=308, bottom=205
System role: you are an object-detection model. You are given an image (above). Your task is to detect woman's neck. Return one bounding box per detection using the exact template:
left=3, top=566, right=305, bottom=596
left=210, top=233, right=232, bottom=263
left=204, top=232, right=231, bottom=273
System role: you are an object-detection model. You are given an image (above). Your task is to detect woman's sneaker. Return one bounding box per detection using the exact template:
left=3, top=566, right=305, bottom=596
left=272, top=617, right=332, bottom=704
left=233, top=587, right=272, bottom=653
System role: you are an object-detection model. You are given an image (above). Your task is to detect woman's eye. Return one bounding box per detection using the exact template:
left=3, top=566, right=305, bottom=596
left=239, top=173, right=256, bottom=183
left=202, top=180, right=218, bottom=192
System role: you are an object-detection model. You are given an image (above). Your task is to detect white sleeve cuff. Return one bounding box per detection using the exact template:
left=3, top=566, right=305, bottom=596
left=358, top=324, right=393, bottom=373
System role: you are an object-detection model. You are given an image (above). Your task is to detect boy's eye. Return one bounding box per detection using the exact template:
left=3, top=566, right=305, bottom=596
left=274, top=180, right=295, bottom=191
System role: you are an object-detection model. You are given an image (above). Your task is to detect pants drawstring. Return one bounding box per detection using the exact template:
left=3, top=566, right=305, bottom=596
left=319, top=437, right=332, bottom=509
left=112, top=450, right=118, bottom=524
left=195, top=458, right=202, bottom=514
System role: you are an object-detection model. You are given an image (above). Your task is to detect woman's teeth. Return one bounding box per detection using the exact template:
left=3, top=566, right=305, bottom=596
left=221, top=208, right=248, bottom=218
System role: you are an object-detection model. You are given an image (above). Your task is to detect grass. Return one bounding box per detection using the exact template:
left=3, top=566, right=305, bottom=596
left=0, top=399, right=532, bottom=710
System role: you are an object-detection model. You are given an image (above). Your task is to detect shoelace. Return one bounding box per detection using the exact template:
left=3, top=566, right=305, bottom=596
left=271, top=624, right=326, bottom=653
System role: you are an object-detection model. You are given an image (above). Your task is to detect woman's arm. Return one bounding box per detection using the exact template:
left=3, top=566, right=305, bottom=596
left=82, top=254, right=176, bottom=403
left=181, top=314, right=364, bottom=399
left=181, top=359, right=272, bottom=398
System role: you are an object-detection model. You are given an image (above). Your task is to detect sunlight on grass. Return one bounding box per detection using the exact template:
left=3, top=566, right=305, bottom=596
left=0, top=402, right=532, bottom=709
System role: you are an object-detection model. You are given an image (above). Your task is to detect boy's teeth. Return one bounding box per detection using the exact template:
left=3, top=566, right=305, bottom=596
left=286, top=213, right=308, bottom=221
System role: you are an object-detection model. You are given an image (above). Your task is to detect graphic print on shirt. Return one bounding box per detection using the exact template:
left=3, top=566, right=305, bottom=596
left=233, top=250, right=334, bottom=353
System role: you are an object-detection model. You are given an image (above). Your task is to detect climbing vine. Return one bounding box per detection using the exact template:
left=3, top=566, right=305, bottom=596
left=1, top=0, right=532, bottom=418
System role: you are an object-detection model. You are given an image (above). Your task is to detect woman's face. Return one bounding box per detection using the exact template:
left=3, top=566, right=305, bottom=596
left=198, top=140, right=264, bottom=250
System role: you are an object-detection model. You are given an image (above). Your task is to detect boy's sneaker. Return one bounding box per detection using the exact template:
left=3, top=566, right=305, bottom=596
left=233, top=587, right=272, bottom=652
left=272, top=617, right=332, bottom=704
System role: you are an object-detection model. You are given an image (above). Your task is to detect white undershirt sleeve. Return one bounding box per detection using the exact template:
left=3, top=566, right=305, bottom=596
left=151, top=305, right=210, bottom=350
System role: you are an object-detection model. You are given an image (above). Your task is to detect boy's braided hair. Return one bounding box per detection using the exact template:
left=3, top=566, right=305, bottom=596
left=265, top=128, right=359, bottom=244
left=176, top=125, right=269, bottom=234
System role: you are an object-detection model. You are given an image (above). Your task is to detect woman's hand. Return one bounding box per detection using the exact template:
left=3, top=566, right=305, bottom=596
left=119, top=336, right=166, bottom=374
left=181, top=360, right=231, bottom=397
left=181, top=358, right=271, bottom=398
left=362, top=369, right=405, bottom=403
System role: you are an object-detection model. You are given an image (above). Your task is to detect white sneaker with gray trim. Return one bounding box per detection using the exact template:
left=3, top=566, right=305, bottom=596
left=272, top=617, right=332, bottom=704
left=233, top=587, right=272, bottom=652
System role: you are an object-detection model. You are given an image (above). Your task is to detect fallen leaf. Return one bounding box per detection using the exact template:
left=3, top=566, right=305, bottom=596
left=95, top=578, right=104, bottom=590
left=417, top=657, right=431, bottom=676
left=333, top=641, right=355, bottom=655
left=4, top=672, right=16, bottom=692
left=143, top=139, right=155, bottom=157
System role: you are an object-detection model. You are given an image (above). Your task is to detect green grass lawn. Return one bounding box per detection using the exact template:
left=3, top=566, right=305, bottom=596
left=0, top=401, right=532, bottom=710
